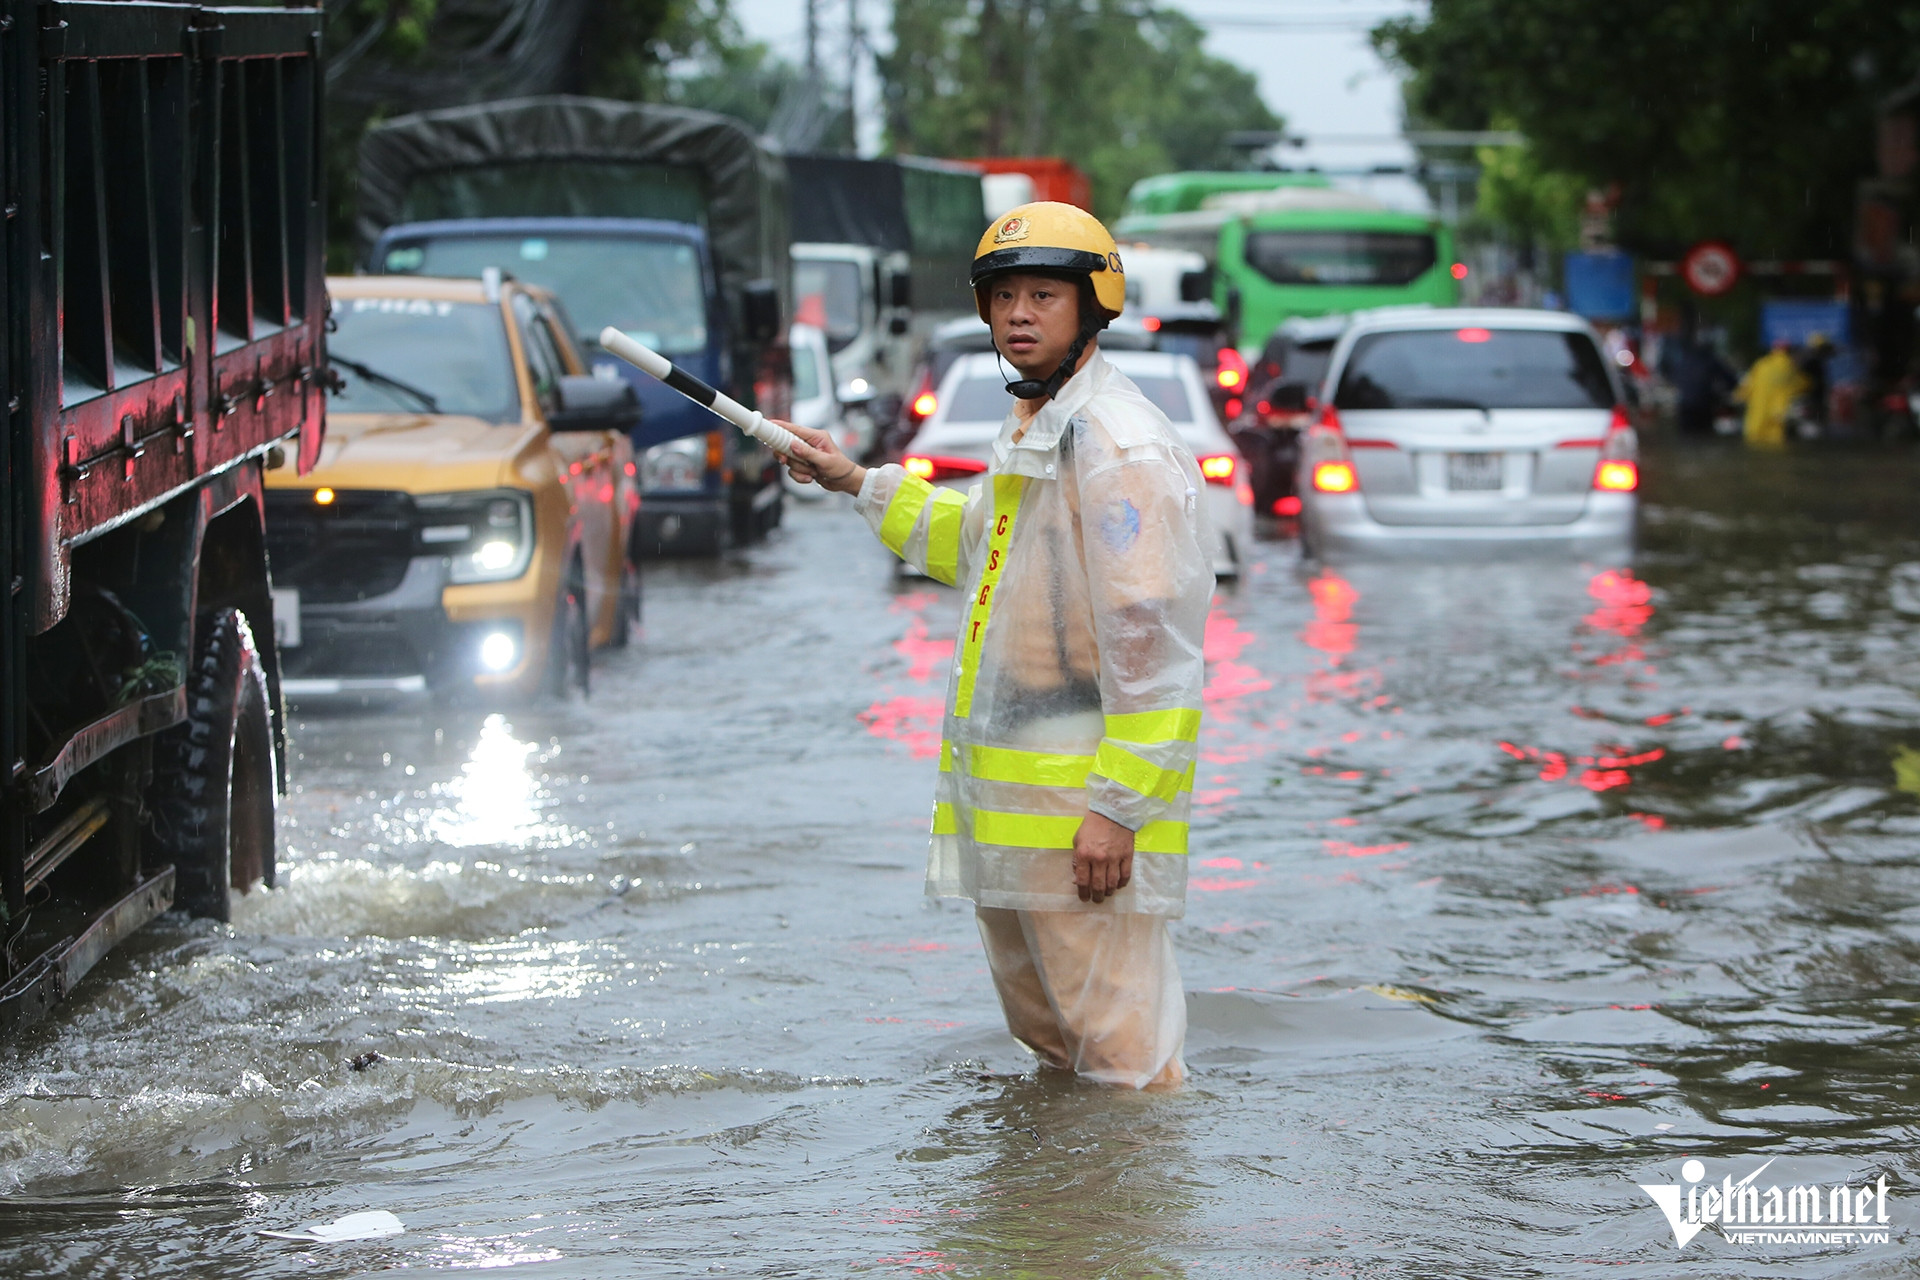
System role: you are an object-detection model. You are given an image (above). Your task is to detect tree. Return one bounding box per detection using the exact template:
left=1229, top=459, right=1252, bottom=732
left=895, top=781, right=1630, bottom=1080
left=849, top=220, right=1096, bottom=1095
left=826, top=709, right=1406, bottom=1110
left=1373, top=0, right=1920, bottom=259
left=881, top=0, right=1280, bottom=218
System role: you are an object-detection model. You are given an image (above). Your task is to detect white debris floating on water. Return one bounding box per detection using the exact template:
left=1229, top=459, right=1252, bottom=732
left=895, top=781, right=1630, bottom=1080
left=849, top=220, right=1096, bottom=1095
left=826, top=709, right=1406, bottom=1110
left=260, top=1210, right=404, bottom=1243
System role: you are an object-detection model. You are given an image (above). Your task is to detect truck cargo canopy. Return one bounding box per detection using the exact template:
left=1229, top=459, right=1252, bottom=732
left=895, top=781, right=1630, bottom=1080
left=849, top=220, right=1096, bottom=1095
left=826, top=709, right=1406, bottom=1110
left=358, top=96, right=790, bottom=330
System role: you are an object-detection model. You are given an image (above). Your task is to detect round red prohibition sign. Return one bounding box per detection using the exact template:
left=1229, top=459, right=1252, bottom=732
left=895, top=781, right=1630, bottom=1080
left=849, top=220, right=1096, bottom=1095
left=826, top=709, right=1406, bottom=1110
left=1681, top=241, right=1741, bottom=296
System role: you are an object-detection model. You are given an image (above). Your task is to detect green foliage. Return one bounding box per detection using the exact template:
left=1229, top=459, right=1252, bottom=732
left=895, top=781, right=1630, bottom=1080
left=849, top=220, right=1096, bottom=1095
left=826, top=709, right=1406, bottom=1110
left=1374, top=0, right=1920, bottom=258
left=1470, top=135, right=1582, bottom=251
left=881, top=0, right=1279, bottom=218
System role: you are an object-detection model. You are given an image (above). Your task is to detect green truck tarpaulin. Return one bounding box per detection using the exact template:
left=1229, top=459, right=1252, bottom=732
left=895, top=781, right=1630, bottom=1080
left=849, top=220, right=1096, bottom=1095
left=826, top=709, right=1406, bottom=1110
left=357, top=95, right=791, bottom=335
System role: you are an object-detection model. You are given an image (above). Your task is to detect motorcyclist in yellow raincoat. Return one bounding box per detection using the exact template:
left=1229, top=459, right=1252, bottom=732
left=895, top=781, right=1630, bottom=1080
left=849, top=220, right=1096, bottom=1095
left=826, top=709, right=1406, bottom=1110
left=1735, top=338, right=1809, bottom=450
left=779, top=203, right=1213, bottom=1089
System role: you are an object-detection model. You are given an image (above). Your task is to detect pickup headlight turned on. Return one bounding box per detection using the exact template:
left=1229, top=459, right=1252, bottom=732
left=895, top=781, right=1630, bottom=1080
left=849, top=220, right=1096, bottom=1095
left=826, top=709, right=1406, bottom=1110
left=641, top=437, right=706, bottom=492
left=415, top=489, right=536, bottom=583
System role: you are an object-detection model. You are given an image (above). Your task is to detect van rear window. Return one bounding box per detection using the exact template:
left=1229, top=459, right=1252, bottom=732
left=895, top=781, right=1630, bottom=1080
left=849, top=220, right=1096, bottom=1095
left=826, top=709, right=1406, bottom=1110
left=1334, top=329, right=1614, bottom=411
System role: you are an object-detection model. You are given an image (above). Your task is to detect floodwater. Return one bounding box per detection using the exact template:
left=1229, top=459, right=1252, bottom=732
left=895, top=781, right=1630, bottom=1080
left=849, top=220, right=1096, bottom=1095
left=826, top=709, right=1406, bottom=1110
left=4, top=441, right=1919, bottom=1276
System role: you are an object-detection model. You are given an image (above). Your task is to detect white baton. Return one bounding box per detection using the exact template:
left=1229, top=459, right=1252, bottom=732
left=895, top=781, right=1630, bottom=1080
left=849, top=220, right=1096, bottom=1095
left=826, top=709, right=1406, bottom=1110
left=597, top=327, right=801, bottom=456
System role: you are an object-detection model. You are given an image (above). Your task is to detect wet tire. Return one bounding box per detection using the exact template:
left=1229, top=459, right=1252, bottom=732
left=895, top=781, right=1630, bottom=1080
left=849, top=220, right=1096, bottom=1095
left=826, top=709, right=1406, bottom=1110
left=546, top=554, right=591, bottom=698
left=149, top=608, right=278, bottom=921
left=608, top=561, right=641, bottom=649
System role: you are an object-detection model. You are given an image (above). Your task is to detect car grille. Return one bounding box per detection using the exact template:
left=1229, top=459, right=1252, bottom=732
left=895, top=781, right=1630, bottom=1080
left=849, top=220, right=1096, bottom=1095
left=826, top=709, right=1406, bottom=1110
left=265, top=489, right=417, bottom=603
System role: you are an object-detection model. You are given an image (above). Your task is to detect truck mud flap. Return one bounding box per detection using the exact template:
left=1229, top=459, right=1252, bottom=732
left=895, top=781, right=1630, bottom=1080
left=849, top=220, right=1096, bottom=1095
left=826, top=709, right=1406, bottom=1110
left=0, top=868, right=174, bottom=1037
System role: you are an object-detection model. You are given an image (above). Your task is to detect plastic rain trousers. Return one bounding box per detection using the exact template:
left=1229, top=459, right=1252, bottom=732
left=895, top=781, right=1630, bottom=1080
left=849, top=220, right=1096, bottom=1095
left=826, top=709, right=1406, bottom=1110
left=976, top=906, right=1186, bottom=1088
left=854, top=349, right=1214, bottom=917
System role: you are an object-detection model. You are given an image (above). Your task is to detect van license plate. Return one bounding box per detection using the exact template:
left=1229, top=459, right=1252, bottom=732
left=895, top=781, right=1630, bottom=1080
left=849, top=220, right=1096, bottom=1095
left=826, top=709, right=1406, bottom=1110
left=270, top=588, right=301, bottom=648
left=1447, top=452, right=1503, bottom=491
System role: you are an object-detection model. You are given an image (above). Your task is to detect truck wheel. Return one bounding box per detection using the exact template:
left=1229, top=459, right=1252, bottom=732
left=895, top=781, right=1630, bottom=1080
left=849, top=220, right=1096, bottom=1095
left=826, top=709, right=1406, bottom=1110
left=546, top=554, right=591, bottom=697
left=608, top=561, right=641, bottom=649
left=149, top=609, right=278, bottom=921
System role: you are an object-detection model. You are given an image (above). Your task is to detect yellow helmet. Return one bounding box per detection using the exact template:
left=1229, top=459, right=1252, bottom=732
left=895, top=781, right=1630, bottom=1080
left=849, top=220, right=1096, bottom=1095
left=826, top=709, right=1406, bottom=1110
left=971, top=202, right=1126, bottom=324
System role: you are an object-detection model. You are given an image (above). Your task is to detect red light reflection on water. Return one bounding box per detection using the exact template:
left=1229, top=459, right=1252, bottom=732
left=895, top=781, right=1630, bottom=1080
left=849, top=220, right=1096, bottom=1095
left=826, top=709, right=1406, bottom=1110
left=1586, top=569, right=1653, bottom=637
left=860, top=695, right=945, bottom=759
left=1302, top=572, right=1359, bottom=662
left=1324, top=839, right=1410, bottom=858
left=1203, top=609, right=1272, bottom=718
left=892, top=616, right=954, bottom=684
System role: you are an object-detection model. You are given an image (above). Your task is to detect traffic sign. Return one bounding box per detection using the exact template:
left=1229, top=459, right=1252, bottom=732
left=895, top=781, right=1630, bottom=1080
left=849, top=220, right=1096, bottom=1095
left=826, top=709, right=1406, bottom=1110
left=1681, top=241, right=1741, bottom=296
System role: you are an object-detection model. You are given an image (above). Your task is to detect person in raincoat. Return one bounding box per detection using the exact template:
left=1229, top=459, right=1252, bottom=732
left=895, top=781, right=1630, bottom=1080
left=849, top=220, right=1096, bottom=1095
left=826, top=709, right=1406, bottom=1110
left=779, top=203, right=1213, bottom=1089
left=1735, top=337, right=1809, bottom=450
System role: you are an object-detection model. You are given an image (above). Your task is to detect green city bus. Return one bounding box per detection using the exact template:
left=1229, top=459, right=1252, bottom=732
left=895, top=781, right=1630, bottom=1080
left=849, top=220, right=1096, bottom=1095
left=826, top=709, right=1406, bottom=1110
left=1116, top=174, right=1459, bottom=356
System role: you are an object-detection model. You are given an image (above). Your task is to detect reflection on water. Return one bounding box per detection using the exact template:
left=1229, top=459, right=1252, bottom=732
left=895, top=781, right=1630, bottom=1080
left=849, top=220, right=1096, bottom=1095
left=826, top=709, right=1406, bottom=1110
left=428, top=714, right=548, bottom=848
left=908, top=1076, right=1195, bottom=1278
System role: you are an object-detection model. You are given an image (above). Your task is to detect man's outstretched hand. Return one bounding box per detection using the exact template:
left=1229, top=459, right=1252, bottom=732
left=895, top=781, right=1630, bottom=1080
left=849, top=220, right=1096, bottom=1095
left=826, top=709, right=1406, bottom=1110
left=1074, top=811, right=1135, bottom=904
left=774, top=420, right=866, bottom=496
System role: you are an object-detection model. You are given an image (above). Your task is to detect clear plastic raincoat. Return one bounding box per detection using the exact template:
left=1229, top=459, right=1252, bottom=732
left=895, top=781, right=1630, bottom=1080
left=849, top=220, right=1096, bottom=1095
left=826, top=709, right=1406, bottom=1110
left=855, top=350, right=1214, bottom=917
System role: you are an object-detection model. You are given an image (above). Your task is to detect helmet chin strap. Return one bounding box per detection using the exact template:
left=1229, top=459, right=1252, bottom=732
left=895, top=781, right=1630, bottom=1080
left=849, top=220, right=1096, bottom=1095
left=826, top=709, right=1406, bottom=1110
left=997, top=323, right=1098, bottom=401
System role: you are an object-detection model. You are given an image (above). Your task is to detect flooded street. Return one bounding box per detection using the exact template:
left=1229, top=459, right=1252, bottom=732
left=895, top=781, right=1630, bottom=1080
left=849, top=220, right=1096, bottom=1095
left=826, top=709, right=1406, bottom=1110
left=4, top=441, right=1920, bottom=1275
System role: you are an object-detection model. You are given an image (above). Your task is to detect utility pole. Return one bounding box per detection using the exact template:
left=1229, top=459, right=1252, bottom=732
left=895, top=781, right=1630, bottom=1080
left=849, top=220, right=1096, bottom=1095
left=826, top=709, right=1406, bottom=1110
left=845, top=0, right=860, bottom=153
left=805, top=0, right=818, bottom=80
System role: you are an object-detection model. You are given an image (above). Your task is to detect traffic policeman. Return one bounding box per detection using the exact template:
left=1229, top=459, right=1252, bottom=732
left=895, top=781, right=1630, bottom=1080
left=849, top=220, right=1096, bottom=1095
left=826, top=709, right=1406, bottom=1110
left=781, top=202, right=1213, bottom=1089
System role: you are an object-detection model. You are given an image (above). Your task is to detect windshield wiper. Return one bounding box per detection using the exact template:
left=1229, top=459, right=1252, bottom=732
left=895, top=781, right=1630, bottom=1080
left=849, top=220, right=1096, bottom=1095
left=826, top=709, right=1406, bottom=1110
left=329, top=355, right=441, bottom=414
left=1409, top=395, right=1492, bottom=414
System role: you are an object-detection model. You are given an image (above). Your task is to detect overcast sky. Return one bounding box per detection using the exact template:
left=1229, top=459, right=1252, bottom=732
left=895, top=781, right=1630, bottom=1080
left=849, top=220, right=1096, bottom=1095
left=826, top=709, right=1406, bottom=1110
left=726, top=0, right=1429, bottom=199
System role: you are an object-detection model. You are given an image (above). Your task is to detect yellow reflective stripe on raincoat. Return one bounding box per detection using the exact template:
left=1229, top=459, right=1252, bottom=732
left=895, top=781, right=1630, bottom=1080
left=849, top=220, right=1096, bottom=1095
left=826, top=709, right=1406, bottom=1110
left=878, top=474, right=935, bottom=556
left=1092, top=742, right=1196, bottom=804
left=953, top=473, right=1028, bottom=718
left=967, top=744, right=1093, bottom=788
left=970, top=808, right=1190, bottom=855
left=1104, top=707, right=1202, bottom=745
left=932, top=802, right=959, bottom=835
left=925, top=488, right=966, bottom=586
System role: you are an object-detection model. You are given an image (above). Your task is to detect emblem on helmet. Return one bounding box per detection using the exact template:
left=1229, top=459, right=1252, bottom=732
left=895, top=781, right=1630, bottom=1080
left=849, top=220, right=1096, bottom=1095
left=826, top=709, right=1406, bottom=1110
left=1108, top=250, right=1123, bottom=273
left=993, top=215, right=1031, bottom=245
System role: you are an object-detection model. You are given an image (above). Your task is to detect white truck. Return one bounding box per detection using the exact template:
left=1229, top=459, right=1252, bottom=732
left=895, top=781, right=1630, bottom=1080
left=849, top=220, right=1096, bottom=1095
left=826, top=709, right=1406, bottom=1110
left=787, top=155, right=986, bottom=446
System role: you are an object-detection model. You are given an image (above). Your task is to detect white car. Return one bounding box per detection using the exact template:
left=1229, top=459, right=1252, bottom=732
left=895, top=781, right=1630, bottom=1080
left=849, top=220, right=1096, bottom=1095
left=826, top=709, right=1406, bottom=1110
left=785, top=322, right=871, bottom=500
left=1298, top=308, right=1638, bottom=558
left=906, top=349, right=1253, bottom=577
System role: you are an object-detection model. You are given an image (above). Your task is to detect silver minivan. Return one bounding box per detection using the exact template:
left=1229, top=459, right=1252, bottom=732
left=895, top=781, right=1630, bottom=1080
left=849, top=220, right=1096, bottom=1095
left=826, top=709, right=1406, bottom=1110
left=1298, top=308, right=1637, bottom=557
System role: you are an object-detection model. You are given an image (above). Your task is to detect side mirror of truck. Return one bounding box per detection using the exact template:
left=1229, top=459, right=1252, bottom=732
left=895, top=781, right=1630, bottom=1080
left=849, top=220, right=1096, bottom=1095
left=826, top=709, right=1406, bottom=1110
left=550, top=375, right=641, bottom=433
left=889, top=270, right=913, bottom=310
left=741, top=280, right=781, bottom=345
left=1179, top=268, right=1213, bottom=303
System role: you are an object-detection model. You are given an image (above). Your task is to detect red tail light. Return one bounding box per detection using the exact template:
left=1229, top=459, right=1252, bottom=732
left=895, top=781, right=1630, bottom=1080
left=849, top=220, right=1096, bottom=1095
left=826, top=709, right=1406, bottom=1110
left=1142, top=316, right=1162, bottom=332
left=1595, top=460, right=1638, bottom=491
left=1593, top=406, right=1638, bottom=491
left=1274, top=495, right=1302, bottom=516
left=1314, top=402, right=1343, bottom=434
left=1198, top=454, right=1237, bottom=486
left=1216, top=347, right=1248, bottom=391
left=904, top=454, right=988, bottom=482
left=1312, top=461, right=1358, bottom=493
left=1224, top=396, right=1243, bottom=419
left=910, top=390, right=939, bottom=421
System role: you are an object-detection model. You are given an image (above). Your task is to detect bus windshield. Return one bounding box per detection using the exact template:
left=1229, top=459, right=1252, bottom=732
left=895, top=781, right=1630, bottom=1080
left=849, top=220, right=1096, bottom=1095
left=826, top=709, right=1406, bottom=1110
left=1243, top=231, right=1437, bottom=287
left=383, top=234, right=709, bottom=357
